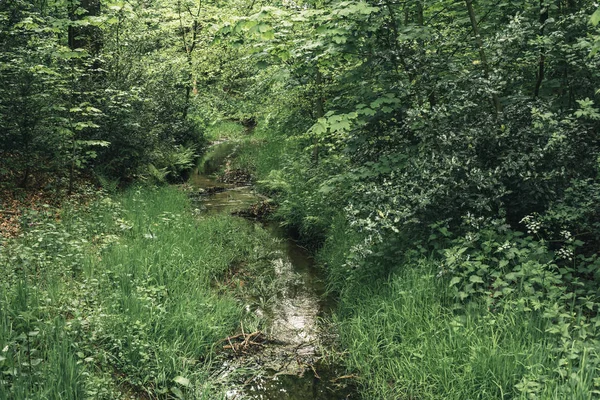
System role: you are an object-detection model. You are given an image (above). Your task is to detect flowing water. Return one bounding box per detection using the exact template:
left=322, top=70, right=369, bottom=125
left=188, top=149, right=355, bottom=400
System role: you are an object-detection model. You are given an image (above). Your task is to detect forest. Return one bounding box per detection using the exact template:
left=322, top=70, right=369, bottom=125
left=1, top=0, right=600, bottom=398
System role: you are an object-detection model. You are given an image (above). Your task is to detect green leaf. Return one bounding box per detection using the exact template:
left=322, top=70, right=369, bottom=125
left=591, top=7, right=600, bottom=26
left=329, top=120, right=351, bottom=132
left=358, top=107, right=376, bottom=116
left=171, top=387, right=184, bottom=399
left=469, top=275, right=484, bottom=284
left=312, top=120, right=327, bottom=135
left=173, top=376, right=191, bottom=387
left=261, top=30, right=275, bottom=40
left=256, top=61, right=269, bottom=69
left=449, top=276, right=461, bottom=287
left=76, top=140, right=110, bottom=147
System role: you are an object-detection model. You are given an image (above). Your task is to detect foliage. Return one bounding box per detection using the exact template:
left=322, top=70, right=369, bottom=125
left=0, top=0, right=206, bottom=190
left=206, top=0, right=600, bottom=397
left=334, top=259, right=599, bottom=399
left=3, top=0, right=600, bottom=397
left=0, top=187, right=278, bottom=398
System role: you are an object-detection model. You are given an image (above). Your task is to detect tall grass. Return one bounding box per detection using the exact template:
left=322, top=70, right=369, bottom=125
left=230, top=139, right=286, bottom=181
left=319, top=222, right=600, bottom=399
left=240, top=124, right=600, bottom=398
left=205, top=120, right=246, bottom=141
left=199, top=120, right=285, bottom=179
left=198, top=141, right=238, bottom=174
left=166, top=116, right=600, bottom=399
left=334, top=263, right=552, bottom=399
left=0, top=186, right=277, bottom=398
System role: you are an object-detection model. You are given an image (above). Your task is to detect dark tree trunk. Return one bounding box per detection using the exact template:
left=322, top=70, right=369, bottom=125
left=534, top=0, right=548, bottom=98
left=464, top=0, right=502, bottom=115
left=68, top=0, right=102, bottom=53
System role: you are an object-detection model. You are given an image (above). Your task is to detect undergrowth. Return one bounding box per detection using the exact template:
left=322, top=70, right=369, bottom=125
left=163, top=119, right=600, bottom=398
left=0, top=186, right=277, bottom=399
left=318, top=220, right=600, bottom=399
left=204, top=120, right=247, bottom=142
left=236, top=119, right=600, bottom=399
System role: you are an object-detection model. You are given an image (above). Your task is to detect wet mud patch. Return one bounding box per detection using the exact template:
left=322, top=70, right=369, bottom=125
left=212, top=348, right=356, bottom=400
left=233, top=199, right=277, bottom=221
left=220, top=168, right=253, bottom=185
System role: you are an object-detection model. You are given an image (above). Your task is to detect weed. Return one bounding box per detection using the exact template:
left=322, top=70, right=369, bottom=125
left=0, top=186, right=279, bottom=398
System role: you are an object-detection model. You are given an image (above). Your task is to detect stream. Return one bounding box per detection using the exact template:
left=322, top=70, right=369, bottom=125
left=188, top=145, right=355, bottom=400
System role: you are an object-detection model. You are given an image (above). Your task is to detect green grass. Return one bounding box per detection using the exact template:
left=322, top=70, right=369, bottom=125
left=0, top=186, right=277, bottom=399
left=198, top=141, right=238, bottom=175
left=204, top=120, right=246, bottom=141
left=199, top=120, right=286, bottom=185
left=229, top=138, right=286, bottom=180
left=231, top=118, right=600, bottom=399
left=318, top=224, right=600, bottom=399
left=334, top=263, right=551, bottom=399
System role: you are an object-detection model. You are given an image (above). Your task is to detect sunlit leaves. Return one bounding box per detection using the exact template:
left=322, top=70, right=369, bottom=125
left=574, top=98, right=600, bottom=120
left=331, top=1, right=379, bottom=17
left=173, top=375, right=191, bottom=387
left=591, top=7, right=600, bottom=26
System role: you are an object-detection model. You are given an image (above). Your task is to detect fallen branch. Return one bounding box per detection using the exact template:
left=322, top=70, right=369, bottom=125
left=221, top=331, right=267, bottom=354
left=227, top=336, right=237, bottom=356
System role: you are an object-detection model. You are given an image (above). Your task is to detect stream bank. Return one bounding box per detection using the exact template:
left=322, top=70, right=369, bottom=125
left=188, top=143, right=356, bottom=399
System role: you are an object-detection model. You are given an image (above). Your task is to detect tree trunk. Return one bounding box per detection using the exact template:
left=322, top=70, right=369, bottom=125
left=178, top=1, right=202, bottom=120
left=534, top=0, right=548, bottom=98
left=416, top=1, right=424, bottom=26
left=20, top=165, right=30, bottom=189
left=384, top=0, right=404, bottom=76
left=464, top=0, right=502, bottom=115
left=68, top=0, right=102, bottom=53
left=68, top=135, right=77, bottom=195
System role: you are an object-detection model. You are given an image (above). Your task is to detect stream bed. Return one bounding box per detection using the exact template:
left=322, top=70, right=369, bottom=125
left=188, top=154, right=355, bottom=400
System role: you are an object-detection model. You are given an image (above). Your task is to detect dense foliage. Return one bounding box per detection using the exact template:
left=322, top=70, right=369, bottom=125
left=2, top=0, right=600, bottom=398
left=0, top=0, right=205, bottom=192
left=217, top=0, right=600, bottom=397
left=0, top=187, right=279, bottom=398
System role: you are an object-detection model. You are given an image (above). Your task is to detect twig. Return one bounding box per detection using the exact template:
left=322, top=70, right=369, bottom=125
left=330, top=374, right=359, bottom=383
left=227, top=336, right=237, bottom=355
left=310, top=364, right=321, bottom=380
left=0, top=210, right=18, bottom=215
left=217, top=333, right=247, bottom=343
left=221, top=331, right=266, bottom=354
left=243, top=374, right=257, bottom=386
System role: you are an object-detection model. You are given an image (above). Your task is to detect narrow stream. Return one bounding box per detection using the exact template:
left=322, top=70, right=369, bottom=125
left=188, top=148, right=355, bottom=400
